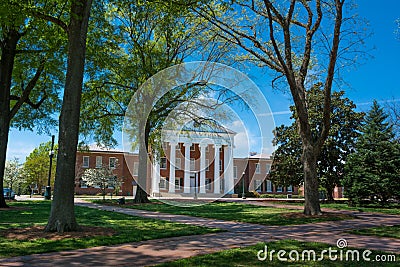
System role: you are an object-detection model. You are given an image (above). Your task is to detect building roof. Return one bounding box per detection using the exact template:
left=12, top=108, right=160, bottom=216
left=78, top=144, right=124, bottom=153
left=248, top=153, right=273, bottom=159
left=180, top=119, right=236, bottom=135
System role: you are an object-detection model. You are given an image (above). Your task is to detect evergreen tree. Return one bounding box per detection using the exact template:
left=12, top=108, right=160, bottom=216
left=343, top=101, right=400, bottom=206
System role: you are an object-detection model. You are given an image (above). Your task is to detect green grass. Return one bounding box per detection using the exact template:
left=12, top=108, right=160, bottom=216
left=96, top=200, right=354, bottom=226
left=0, top=201, right=220, bottom=258
left=349, top=225, right=400, bottom=239
left=320, top=203, right=400, bottom=215
left=267, top=201, right=400, bottom=215
left=158, top=240, right=399, bottom=267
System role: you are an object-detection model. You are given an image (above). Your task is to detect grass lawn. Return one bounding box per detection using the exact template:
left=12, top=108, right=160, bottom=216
left=268, top=201, right=400, bottom=215
left=0, top=201, right=220, bottom=258
left=349, top=225, right=400, bottom=239
left=95, top=200, right=354, bottom=226
left=321, top=203, right=400, bottom=215
left=158, top=240, right=399, bottom=267
left=319, top=203, right=400, bottom=215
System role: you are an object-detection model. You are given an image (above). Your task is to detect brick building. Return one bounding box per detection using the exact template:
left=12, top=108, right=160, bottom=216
left=74, top=122, right=303, bottom=198
left=75, top=148, right=137, bottom=196
left=233, top=154, right=299, bottom=195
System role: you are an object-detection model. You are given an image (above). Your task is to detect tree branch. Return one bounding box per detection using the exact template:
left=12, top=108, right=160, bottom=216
left=10, top=58, right=47, bottom=119
left=30, top=10, right=69, bottom=33
left=318, top=0, right=345, bottom=151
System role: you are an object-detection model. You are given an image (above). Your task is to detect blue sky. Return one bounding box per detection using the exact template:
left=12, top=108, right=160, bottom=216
left=7, top=1, right=400, bottom=161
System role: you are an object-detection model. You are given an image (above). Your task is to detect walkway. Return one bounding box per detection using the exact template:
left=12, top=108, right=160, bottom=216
left=0, top=199, right=399, bottom=266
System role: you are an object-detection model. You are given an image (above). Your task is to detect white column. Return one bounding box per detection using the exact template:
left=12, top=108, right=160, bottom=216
left=183, top=142, right=191, bottom=193
left=152, top=157, right=160, bottom=196
left=199, top=144, right=206, bottom=193
left=168, top=142, right=176, bottom=193
left=224, top=144, right=234, bottom=194
left=214, top=144, right=221, bottom=194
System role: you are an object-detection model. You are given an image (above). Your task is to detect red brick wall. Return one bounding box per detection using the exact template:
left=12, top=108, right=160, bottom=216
left=75, top=151, right=135, bottom=196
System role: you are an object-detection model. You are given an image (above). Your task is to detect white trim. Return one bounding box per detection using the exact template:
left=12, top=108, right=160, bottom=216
left=133, top=162, right=139, bottom=176
left=96, top=156, right=102, bottom=168
left=109, top=157, right=116, bottom=169
left=82, top=156, right=90, bottom=168
left=255, top=163, right=260, bottom=174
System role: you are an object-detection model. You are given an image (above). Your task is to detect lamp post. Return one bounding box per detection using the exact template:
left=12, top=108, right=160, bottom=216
left=44, top=135, right=55, bottom=200
left=242, top=172, right=246, bottom=199
left=194, top=172, right=198, bottom=200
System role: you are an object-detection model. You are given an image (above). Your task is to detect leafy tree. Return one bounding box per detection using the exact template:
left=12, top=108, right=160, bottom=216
left=23, top=141, right=57, bottom=193
left=3, top=157, right=25, bottom=194
left=343, top=101, right=400, bottom=206
left=80, top=0, right=229, bottom=203
left=194, top=0, right=368, bottom=215
left=81, top=164, right=121, bottom=201
left=23, top=0, right=94, bottom=233
left=0, top=1, right=63, bottom=208
left=270, top=86, right=364, bottom=201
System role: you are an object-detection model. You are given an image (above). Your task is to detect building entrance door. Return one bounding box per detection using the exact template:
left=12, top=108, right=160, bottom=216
left=190, top=174, right=196, bottom=193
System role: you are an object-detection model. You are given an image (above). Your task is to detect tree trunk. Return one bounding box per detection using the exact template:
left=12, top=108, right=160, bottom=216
left=0, top=29, right=20, bottom=208
left=45, top=0, right=93, bottom=233
left=302, top=143, right=322, bottom=215
left=326, top=184, right=335, bottom=202
left=133, top=119, right=150, bottom=203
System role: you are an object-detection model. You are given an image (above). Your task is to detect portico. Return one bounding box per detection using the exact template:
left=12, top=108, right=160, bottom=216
left=151, top=121, right=236, bottom=197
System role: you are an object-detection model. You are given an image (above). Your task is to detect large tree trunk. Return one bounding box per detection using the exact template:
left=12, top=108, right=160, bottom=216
left=45, top=0, right=92, bottom=233
left=0, top=29, right=20, bottom=208
left=133, top=120, right=150, bottom=203
left=325, top=181, right=335, bottom=202
left=302, top=143, right=322, bottom=215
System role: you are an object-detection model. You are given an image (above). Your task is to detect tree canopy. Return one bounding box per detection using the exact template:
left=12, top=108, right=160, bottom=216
left=343, top=101, right=400, bottom=206
left=192, top=0, right=367, bottom=215
left=23, top=141, right=57, bottom=193
left=270, top=85, right=364, bottom=200
left=0, top=0, right=63, bottom=207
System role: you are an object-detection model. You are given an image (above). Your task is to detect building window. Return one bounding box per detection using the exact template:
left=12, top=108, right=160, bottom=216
left=219, top=160, right=223, bottom=171
left=266, top=180, right=272, bottom=192
left=287, top=185, right=293, bottom=193
left=205, top=145, right=209, bottom=152
left=277, top=185, right=283, bottom=192
left=175, top=178, right=181, bottom=190
left=233, top=166, right=237, bottom=179
left=109, top=157, right=116, bottom=169
left=205, top=159, right=210, bottom=171
left=255, top=180, right=262, bottom=192
left=190, top=144, right=195, bottom=151
left=190, top=158, right=195, bottom=171
left=133, top=162, right=139, bottom=176
left=255, top=163, right=260, bottom=174
left=82, top=156, right=89, bottom=168
left=96, top=156, right=102, bottom=168
left=206, top=178, right=212, bottom=190
left=175, top=143, right=181, bottom=151
left=160, top=157, right=167, bottom=169
left=80, top=179, right=88, bottom=188
left=175, top=158, right=181, bottom=170
left=108, top=176, right=117, bottom=189
left=160, top=177, right=167, bottom=189
left=266, top=164, right=271, bottom=173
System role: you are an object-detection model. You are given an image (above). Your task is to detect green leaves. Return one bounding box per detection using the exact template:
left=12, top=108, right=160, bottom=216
left=343, top=101, right=400, bottom=206
left=270, top=86, right=364, bottom=199
left=23, top=141, right=57, bottom=190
